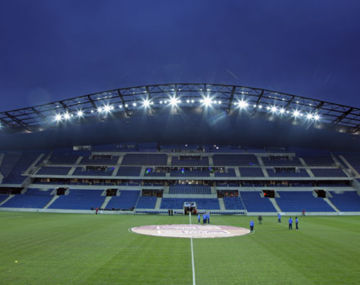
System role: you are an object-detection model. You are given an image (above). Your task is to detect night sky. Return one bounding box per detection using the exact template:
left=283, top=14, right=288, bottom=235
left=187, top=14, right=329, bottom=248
left=1, top=0, right=360, bottom=111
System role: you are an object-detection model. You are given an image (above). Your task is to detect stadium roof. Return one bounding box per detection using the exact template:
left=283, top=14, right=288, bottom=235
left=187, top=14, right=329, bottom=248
left=1, top=83, right=360, bottom=136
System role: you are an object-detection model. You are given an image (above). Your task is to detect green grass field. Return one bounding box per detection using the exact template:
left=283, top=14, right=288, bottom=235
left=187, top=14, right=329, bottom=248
left=0, top=212, right=359, bottom=285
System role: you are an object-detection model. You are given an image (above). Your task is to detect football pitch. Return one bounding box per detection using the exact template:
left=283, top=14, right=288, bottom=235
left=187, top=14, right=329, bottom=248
left=0, top=212, right=359, bottom=285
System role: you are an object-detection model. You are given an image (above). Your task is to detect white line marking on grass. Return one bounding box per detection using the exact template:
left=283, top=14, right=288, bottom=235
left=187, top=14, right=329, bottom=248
left=189, top=213, right=196, bottom=285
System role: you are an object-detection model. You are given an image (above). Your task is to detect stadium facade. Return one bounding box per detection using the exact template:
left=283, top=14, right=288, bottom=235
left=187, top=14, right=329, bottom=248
left=0, top=83, right=359, bottom=215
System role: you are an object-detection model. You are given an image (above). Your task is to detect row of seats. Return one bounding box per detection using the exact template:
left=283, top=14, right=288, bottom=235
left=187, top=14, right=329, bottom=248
left=1, top=188, right=359, bottom=212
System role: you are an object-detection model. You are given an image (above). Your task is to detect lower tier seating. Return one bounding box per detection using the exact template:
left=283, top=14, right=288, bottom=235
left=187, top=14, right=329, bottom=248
left=329, top=191, right=360, bottom=211
left=49, top=190, right=104, bottom=210
left=276, top=191, right=334, bottom=212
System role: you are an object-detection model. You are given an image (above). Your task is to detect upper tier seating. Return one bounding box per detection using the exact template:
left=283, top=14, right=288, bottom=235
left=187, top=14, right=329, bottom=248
left=122, top=154, right=167, bottom=165
left=311, top=168, right=347, bottom=177
left=1, top=188, right=53, bottom=208
left=48, top=152, right=79, bottom=164
left=169, top=184, right=211, bottom=194
left=0, top=152, right=22, bottom=178
left=214, top=168, right=236, bottom=177
left=301, top=155, right=335, bottom=166
left=276, top=191, right=334, bottom=212
left=48, top=190, right=104, bottom=210
left=2, top=152, right=39, bottom=184
left=116, top=167, right=141, bottom=176
left=239, top=168, right=264, bottom=177
left=136, top=196, right=157, bottom=209
left=37, top=166, right=71, bottom=175
left=240, top=191, right=276, bottom=212
left=213, top=154, right=258, bottom=166
left=170, top=169, right=210, bottom=177
left=81, top=156, right=119, bottom=165
left=171, top=156, right=209, bottom=166
left=106, top=191, right=140, bottom=209
left=160, top=198, right=220, bottom=210
left=262, top=157, right=302, bottom=166
left=329, top=191, right=360, bottom=211
left=340, top=154, right=360, bottom=175
left=73, top=167, right=114, bottom=176
left=223, top=197, right=245, bottom=210
left=267, top=168, right=309, bottom=177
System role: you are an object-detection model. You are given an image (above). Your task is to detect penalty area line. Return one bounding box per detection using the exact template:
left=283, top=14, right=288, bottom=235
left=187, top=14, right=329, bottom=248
left=189, top=213, right=196, bottom=285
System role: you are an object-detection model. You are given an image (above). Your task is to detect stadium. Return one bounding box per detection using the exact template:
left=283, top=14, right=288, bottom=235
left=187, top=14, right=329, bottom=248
left=0, top=83, right=360, bottom=284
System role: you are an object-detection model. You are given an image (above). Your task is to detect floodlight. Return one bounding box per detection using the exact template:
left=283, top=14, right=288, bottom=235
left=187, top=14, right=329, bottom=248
left=279, top=108, right=285, bottom=114
left=103, top=105, right=112, bottom=113
left=306, top=113, right=314, bottom=120
left=169, top=96, right=179, bottom=107
left=202, top=96, right=213, bottom=107
left=292, top=110, right=301, bottom=118
left=77, top=110, right=84, bottom=118
left=142, top=99, right=151, bottom=108
left=314, top=114, right=320, bottom=121
left=55, top=114, right=62, bottom=122
left=258, top=105, right=263, bottom=109
left=63, top=112, right=71, bottom=120
left=270, top=106, right=277, bottom=113
left=97, top=107, right=103, bottom=113
left=237, top=100, right=248, bottom=109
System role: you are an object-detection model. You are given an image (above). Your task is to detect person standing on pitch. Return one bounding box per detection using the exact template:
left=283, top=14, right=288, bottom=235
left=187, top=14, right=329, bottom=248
left=198, top=213, right=201, bottom=224
left=295, top=217, right=299, bottom=230
left=249, top=220, right=254, bottom=232
left=207, top=212, right=210, bottom=224
left=288, top=217, right=293, bottom=230
left=258, top=215, right=262, bottom=224
left=278, top=213, right=281, bottom=223
left=203, top=213, right=207, bottom=224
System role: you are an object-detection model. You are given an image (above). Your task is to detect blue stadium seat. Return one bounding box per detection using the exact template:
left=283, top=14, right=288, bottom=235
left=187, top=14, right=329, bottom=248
left=329, top=191, right=360, bottom=211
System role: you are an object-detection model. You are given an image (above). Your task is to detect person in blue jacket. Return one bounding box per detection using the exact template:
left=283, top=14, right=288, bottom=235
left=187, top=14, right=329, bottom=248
left=295, top=217, right=299, bottom=230
left=249, top=220, right=254, bottom=232
left=288, top=217, right=293, bottom=230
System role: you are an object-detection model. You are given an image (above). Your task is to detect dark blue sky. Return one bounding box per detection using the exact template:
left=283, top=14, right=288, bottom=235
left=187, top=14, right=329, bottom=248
left=0, top=0, right=360, bottom=111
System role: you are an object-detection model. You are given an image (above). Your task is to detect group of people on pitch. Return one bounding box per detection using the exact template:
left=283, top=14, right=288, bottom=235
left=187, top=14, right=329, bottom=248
left=249, top=213, right=299, bottom=232
left=197, top=212, right=210, bottom=224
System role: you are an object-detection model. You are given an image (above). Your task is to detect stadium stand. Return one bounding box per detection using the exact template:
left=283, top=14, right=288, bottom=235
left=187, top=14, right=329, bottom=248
left=73, top=167, right=114, bottom=176
left=240, top=191, right=276, bottom=212
left=214, top=168, right=236, bottom=177
left=311, top=168, right=347, bottom=177
left=105, top=191, right=140, bottom=209
left=37, top=166, right=71, bottom=175
left=239, top=167, right=264, bottom=177
left=276, top=191, right=334, bottom=212
left=2, top=152, right=39, bottom=184
left=171, top=156, right=209, bottom=166
left=160, top=198, right=220, bottom=210
left=169, top=184, right=211, bottom=194
left=329, top=191, right=360, bottom=211
left=213, top=154, right=258, bottom=166
left=1, top=188, right=52, bottom=208
left=267, top=168, right=309, bottom=177
left=136, top=196, right=157, bottom=209
left=48, top=151, right=79, bottom=164
left=116, top=167, right=141, bottom=176
left=223, top=197, right=245, bottom=210
left=48, top=190, right=104, bottom=210
left=122, top=154, right=167, bottom=165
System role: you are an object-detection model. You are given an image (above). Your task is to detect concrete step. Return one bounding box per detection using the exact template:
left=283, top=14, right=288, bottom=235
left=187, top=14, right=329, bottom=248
left=0, top=195, right=14, bottom=207
left=101, top=196, right=112, bottom=209
left=44, top=195, right=59, bottom=209
left=218, top=197, right=225, bottom=211
left=155, top=197, right=162, bottom=210
left=324, top=198, right=340, bottom=212
left=269, top=198, right=281, bottom=212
